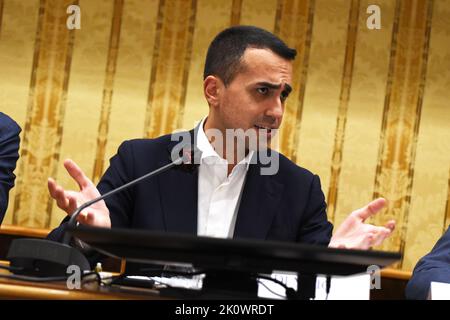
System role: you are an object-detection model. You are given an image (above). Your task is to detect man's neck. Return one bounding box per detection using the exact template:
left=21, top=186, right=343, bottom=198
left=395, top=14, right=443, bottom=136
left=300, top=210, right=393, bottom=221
left=203, top=117, right=249, bottom=175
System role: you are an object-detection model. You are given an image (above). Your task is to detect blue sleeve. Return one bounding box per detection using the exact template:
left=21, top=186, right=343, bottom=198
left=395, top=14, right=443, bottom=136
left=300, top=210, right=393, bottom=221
left=0, top=114, right=21, bottom=223
left=405, top=227, right=450, bottom=299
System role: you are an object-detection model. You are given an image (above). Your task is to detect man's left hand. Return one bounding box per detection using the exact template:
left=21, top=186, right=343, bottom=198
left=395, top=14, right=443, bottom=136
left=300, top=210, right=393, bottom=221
left=328, top=198, right=396, bottom=250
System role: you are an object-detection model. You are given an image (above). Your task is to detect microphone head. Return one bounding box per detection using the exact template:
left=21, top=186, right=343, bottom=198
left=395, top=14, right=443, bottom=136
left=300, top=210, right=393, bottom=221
left=176, top=144, right=202, bottom=172
left=181, top=148, right=193, bottom=165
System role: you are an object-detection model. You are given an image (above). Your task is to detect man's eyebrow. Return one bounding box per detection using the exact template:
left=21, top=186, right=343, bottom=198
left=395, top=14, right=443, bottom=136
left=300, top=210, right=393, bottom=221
left=255, top=82, right=293, bottom=93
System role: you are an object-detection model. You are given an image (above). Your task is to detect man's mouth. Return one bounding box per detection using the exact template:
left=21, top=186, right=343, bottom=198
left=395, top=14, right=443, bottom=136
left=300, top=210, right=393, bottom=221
left=254, top=125, right=273, bottom=131
left=253, top=125, right=277, bottom=140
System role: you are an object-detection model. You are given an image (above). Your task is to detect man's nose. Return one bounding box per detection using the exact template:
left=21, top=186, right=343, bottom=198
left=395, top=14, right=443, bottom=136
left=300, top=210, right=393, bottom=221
left=265, top=99, right=283, bottom=122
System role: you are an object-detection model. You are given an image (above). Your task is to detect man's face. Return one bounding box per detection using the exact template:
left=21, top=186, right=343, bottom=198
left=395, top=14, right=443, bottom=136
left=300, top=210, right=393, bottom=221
left=207, top=48, right=293, bottom=143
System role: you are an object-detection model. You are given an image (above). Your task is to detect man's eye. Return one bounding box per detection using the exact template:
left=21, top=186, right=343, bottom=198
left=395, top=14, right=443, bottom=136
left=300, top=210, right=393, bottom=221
left=257, top=87, right=269, bottom=95
left=281, top=91, right=289, bottom=102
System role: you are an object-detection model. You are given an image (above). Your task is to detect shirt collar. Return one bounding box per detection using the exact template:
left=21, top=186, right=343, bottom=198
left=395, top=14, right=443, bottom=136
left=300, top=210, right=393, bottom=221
left=196, top=117, right=253, bottom=170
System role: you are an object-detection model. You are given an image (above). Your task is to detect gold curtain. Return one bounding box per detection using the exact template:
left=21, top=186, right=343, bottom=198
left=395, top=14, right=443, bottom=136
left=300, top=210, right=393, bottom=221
left=0, top=0, right=449, bottom=271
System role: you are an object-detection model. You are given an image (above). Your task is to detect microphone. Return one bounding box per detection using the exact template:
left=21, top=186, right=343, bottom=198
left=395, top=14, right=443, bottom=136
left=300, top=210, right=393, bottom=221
left=7, top=144, right=201, bottom=277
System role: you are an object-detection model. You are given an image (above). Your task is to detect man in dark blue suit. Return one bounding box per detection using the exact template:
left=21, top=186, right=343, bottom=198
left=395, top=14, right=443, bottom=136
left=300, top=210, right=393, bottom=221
left=47, top=26, right=395, bottom=250
left=0, top=112, right=21, bottom=224
left=406, top=227, right=450, bottom=299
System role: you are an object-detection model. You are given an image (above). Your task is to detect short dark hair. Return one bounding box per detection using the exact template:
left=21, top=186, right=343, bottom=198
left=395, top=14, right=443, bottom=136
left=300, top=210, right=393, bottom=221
left=203, top=25, right=297, bottom=85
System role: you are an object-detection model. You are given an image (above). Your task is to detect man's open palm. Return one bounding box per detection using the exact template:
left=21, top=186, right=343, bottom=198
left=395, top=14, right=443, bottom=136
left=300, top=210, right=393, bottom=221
left=329, top=198, right=395, bottom=250
left=48, top=159, right=111, bottom=228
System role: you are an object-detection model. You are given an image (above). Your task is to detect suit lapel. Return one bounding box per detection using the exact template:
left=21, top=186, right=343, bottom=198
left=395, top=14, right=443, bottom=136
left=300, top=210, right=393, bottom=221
left=233, top=160, right=284, bottom=240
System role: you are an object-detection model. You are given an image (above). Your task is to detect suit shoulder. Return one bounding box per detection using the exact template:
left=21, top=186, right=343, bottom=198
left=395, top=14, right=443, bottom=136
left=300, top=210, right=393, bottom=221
left=114, top=131, right=193, bottom=160
left=119, top=133, right=173, bottom=149
left=0, top=112, right=21, bottom=136
left=275, top=151, right=317, bottom=182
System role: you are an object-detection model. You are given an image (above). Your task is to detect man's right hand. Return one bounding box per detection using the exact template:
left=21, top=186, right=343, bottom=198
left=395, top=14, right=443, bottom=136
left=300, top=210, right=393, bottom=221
left=48, top=159, right=111, bottom=228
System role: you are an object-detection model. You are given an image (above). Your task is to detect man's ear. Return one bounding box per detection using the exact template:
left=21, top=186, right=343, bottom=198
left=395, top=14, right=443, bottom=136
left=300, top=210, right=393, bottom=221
left=204, top=75, right=222, bottom=108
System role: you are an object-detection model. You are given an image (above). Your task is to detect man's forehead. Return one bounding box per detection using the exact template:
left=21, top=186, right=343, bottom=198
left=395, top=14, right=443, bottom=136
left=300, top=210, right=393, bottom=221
left=240, top=48, right=293, bottom=84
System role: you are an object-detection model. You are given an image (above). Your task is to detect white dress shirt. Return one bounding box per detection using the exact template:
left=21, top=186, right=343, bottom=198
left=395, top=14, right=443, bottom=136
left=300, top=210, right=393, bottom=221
left=196, top=118, right=253, bottom=238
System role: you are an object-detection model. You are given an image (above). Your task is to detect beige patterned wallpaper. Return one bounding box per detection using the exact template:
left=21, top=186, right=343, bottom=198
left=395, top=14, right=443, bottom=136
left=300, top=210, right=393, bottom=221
left=0, top=0, right=449, bottom=271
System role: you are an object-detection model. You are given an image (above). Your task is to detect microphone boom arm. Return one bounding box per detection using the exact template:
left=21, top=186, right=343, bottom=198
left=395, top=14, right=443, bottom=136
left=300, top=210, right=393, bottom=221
left=63, top=156, right=184, bottom=244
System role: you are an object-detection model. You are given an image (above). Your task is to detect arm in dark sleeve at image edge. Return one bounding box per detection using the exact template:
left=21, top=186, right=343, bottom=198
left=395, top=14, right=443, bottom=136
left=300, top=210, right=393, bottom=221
left=406, top=227, right=450, bottom=299
left=0, top=115, right=21, bottom=224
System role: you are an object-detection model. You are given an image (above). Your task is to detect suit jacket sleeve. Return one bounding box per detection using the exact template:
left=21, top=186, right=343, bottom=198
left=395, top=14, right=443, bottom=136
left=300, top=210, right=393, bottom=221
left=296, top=174, right=333, bottom=246
left=405, top=227, right=450, bottom=299
left=0, top=115, right=21, bottom=223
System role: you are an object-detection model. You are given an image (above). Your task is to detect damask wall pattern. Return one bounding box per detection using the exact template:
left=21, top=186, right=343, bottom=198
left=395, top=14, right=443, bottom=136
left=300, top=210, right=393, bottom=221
left=0, top=0, right=449, bottom=271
